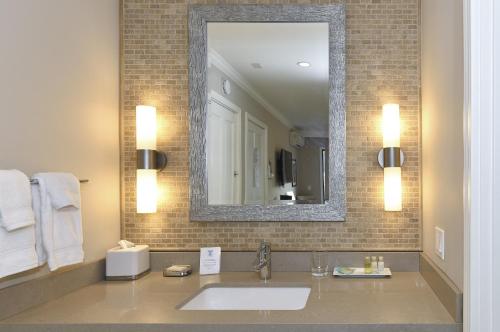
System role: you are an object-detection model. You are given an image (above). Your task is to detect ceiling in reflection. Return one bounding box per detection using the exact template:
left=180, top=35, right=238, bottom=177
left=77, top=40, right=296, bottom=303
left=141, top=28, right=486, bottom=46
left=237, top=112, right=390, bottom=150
left=208, top=23, right=329, bottom=137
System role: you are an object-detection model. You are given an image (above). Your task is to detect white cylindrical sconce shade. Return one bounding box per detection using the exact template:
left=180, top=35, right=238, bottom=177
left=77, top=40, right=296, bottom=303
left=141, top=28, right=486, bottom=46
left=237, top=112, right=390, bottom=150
left=382, top=104, right=400, bottom=148
left=136, top=105, right=157, bottom=150
left=382, top=103, right=402, bottom=211
left=136, top=169, right=158, bottom=213
left=383, top=167, right=402, bottom=211
left=136, top=105, right=159, bottom=214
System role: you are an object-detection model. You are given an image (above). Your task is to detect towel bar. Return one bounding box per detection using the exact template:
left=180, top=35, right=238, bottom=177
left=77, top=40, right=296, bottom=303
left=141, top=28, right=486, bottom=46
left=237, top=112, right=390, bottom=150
left=29, top=179, right=89, bottom=185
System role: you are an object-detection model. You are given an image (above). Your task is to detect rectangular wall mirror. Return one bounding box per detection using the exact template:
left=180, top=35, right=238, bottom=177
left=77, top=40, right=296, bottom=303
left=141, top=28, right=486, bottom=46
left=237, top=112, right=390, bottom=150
left=189, top=5, right=346, bottom=221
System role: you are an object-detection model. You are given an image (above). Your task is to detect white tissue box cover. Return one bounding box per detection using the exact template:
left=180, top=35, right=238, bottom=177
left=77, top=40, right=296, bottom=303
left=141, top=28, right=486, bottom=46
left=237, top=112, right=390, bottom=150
left=106, top=245, right=150, bottom=277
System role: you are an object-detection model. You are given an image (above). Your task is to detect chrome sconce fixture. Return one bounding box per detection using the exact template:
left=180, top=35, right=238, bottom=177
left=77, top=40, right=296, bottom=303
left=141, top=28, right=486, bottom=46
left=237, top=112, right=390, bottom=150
left=378, top=104, right=404, bottom=211
left=136, top=105, right=167, bottom=214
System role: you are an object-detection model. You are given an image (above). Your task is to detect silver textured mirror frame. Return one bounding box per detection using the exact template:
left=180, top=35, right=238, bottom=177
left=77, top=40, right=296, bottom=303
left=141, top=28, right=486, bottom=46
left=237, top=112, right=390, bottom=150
left=189, top=5, right=346, bottom=222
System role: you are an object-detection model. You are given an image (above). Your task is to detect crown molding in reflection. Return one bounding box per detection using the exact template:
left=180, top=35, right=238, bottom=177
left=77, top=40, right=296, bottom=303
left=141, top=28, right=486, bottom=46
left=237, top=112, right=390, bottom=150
left=208, top=48, right=293, bottom=129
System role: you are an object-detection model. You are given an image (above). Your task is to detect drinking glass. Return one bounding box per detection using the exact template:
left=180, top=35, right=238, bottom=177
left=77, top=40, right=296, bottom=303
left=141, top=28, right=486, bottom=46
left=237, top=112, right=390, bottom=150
left=311, top=251, right=329, bottom=277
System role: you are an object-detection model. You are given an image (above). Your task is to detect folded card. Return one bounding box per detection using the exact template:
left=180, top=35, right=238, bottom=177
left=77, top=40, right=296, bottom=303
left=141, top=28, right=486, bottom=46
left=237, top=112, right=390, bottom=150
left=199, top=247, right=221, bottom=275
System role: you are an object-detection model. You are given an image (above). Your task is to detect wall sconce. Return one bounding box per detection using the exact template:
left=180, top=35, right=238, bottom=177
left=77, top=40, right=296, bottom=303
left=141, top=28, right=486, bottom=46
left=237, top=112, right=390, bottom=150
left=378, top=104, right=404, bottom=211
left=136, top=105, right=167, bottom=214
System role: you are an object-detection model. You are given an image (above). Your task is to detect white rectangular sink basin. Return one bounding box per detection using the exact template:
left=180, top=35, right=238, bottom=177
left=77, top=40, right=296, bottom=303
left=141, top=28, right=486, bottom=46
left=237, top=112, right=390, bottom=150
left=179, top=284, right=311, bottom=311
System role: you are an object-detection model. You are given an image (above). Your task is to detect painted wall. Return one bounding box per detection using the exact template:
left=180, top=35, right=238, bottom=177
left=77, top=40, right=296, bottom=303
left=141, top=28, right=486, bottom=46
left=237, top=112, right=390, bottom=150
left=0, top=0, right=120, bottom=288
left=421, top=0, right=464, bottom=289
left=121, top=0, right=421, bottom=250
left=208, top=65, right=296, bottom=203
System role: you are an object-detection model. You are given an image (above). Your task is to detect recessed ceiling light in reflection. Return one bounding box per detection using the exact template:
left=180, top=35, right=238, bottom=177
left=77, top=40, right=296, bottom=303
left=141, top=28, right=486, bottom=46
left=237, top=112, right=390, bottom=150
left=296, top=61, right=311, bottom=68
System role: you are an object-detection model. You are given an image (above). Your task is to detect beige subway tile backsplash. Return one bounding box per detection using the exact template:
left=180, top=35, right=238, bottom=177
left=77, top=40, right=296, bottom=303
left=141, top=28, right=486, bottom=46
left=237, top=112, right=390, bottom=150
left=121, top=0, right=421, bottom=251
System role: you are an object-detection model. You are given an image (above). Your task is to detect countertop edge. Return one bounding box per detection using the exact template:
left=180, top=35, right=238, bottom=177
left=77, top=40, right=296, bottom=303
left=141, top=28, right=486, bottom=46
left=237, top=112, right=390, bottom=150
left=0, top=322, right=462, bottom=332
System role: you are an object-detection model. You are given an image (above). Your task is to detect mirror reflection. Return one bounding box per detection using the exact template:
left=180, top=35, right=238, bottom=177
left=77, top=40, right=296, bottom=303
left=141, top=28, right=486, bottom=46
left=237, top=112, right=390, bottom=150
left=207, top=23, right=329, bottom=206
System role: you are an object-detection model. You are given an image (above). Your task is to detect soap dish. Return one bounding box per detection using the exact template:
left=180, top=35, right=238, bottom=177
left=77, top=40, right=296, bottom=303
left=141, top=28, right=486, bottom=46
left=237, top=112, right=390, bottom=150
left=164, top=265, right=192, bottom=277
left=333, top=267, right=392, bottom=278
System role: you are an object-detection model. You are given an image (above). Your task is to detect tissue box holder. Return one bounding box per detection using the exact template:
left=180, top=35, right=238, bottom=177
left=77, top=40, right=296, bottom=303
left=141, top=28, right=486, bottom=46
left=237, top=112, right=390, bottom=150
left=106, top=245, right=150, bottom=280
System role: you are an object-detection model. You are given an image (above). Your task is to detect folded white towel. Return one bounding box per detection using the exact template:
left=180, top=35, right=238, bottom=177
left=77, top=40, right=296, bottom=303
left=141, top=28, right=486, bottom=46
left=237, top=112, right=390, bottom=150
left=0, top=226, right=38, bottom=278
left=39, top=173, right=81, bottom=210
left=0, top=170, right=36, bottom=231
left=0, top=170, right=38, bottom=277
left=32, top=173, right=84, bottom=271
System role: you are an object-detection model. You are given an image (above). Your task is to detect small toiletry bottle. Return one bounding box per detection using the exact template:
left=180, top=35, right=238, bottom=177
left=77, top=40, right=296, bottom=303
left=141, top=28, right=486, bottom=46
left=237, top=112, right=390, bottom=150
left=371, top=256, right=378, bottom=272
left=364, top=256, right=372, bottom=274
left=378, top=256, right=385, bottom=273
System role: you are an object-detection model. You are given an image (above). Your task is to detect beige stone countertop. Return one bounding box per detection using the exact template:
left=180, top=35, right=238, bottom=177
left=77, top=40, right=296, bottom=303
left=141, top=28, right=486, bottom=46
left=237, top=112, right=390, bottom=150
left=0, top=272, right=459, bottom=332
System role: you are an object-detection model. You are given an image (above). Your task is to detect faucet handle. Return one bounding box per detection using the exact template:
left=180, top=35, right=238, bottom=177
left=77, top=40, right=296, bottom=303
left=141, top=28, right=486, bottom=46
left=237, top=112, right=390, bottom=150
left=256, top=241, right=271, bottom=261
left=259, top=240, right=270, bottom=248
left=257, top=240, right=270, bottom=252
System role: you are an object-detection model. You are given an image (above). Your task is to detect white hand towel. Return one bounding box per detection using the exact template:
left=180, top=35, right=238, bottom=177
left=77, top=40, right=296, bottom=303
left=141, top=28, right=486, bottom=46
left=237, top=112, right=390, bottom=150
left=0, top=170, right=38, bottom=277
left=32, top=173, right=84, bottom=271
left=0, top=225, right=38, bottom=278
left=39, top=173, right=81, bottom=210
left=0, top=170, right=36, bottom=231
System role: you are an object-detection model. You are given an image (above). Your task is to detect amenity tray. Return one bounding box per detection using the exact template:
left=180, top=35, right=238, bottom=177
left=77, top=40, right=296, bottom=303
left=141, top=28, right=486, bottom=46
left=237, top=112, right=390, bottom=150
left=333, top=267, right=392, bottom=278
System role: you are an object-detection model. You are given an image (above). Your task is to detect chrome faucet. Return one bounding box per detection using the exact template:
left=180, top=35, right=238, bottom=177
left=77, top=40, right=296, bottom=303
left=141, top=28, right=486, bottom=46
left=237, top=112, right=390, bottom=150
left=254, top=241, right=271, bottom=280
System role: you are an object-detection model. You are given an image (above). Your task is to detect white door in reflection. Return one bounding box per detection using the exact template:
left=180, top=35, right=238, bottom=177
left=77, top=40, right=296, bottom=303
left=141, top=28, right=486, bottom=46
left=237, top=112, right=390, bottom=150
left=244, top=113, right=267, bottom=204
left=207, top=93, right=241, bottom=204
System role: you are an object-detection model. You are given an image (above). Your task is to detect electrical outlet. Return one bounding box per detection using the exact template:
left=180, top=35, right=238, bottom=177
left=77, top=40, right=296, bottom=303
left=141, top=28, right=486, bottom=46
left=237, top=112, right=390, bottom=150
left=435, top=227, right=445, bottom=260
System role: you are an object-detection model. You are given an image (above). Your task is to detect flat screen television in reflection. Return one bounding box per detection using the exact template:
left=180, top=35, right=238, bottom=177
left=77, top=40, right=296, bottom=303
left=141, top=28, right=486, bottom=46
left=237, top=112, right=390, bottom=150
left=278, top=149, right=293, bottom=186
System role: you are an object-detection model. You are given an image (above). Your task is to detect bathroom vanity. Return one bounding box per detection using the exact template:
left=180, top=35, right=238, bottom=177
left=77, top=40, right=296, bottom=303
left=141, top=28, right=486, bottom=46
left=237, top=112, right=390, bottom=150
left=0, top=251, right=461, bottom=332
left=0, top=271, right=457, bottom=332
